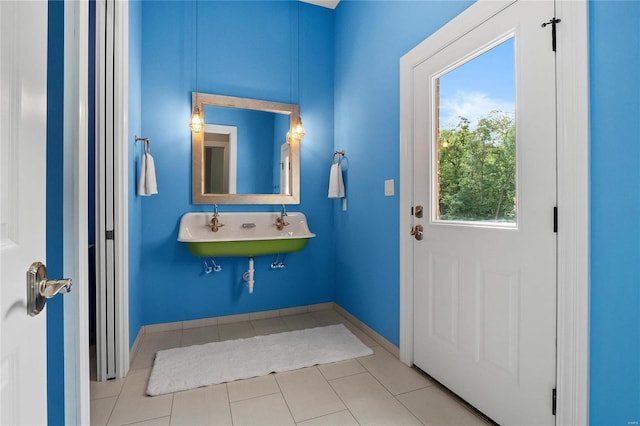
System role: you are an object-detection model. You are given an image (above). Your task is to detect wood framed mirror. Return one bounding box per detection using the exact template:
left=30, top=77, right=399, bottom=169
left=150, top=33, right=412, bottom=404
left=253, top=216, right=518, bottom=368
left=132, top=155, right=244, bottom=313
left=191, top=92, right=300, bottom=204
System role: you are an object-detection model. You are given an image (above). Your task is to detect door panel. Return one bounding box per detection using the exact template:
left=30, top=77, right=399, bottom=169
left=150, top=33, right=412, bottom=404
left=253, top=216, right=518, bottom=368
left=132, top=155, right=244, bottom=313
left=0, top=1, right=48, bottom=424
left=429, top=252, right=459, bottom=349
left=412, top=1, right=557, bottom=424
left=475, top=265, right=520, bottom=381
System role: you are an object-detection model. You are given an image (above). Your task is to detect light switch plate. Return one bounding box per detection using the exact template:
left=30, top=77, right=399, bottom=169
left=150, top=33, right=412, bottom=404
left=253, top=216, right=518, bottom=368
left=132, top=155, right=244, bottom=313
left=384, top=179, right=395, bottom=196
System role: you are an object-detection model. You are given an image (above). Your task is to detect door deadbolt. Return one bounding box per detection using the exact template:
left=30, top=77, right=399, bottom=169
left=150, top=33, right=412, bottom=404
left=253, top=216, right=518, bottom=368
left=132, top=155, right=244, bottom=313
left=414, top=205, right=424, bottom=218
left=410, top=224, right=424, bottom=241
left=27, top=262, right=72, bottom=317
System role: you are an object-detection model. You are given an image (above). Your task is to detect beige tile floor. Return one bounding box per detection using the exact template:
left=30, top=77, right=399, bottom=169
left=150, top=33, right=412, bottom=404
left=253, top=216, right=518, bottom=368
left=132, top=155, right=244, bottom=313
left=90, top=309, right=490, bottom=426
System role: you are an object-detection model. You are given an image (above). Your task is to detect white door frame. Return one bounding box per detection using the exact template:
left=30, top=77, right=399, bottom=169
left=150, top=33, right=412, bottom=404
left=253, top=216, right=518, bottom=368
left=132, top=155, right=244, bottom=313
left=95, top=0, right=130, bottom=380
left=399, top=1, right=589, bottom=425
left=113, top=0, right=131, bottom=380
left=63, top=0, right=90, bottom=423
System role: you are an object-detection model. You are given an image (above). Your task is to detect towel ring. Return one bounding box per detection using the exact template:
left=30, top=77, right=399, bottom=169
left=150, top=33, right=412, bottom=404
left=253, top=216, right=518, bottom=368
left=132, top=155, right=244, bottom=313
left=135, top=135, right=151, bottom=154
left=332, top=150, right=345, bottom=164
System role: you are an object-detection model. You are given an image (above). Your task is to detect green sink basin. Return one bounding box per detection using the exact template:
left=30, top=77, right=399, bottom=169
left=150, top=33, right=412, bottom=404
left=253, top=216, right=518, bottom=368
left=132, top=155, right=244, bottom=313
left=185, top=238, right=310, bottom=257
left=178, top=212, right=315, bottom=258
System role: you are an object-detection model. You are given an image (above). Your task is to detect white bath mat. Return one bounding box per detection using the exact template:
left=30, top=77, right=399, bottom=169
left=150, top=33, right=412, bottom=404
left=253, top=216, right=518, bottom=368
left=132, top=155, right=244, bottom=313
left=146, top=324, right=373, bottom=396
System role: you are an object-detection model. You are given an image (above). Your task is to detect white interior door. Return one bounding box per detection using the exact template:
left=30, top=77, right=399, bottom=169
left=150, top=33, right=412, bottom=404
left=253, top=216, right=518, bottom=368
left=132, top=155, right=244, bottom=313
left=0, top=1, right=49, bottom=424
left=412, top=1, right=557, bottom=424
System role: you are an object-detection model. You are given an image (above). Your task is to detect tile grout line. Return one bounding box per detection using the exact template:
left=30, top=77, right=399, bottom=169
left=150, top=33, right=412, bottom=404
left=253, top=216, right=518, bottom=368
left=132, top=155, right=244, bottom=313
left=395, top=390, right=428, bottom=426
left=325, top=372, right=365, bottom=426
left=168, top=392, right=175, bottom=425
left=351, top=360, right=426, bottom=425
left=121, top=414, right=171, bottom=426
left=225, top=383, right=236, bottom=426
left=103, top=374, right=125, bottom=426
left=223, top=384, right=234, bottom=426
left=287, top=366, right=349, bottom=424
left=272, top=370, right=298, bottom=424
left=317, top=365, right=368, bottom=383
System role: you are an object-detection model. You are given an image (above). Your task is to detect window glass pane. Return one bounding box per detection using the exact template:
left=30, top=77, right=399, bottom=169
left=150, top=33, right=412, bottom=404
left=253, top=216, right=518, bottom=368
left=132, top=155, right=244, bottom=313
left=436, top=38, right=516, bottom=224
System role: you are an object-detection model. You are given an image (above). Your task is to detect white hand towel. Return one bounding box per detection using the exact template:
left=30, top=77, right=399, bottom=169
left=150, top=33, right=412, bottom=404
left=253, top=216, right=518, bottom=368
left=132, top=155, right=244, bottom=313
left=138, top=141, right=158, bottom=196
left=328, top=162, right=345, bottom=198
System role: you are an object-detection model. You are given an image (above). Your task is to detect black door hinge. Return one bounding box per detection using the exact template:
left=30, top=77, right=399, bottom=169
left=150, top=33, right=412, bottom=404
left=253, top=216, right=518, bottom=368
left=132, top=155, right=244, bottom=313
left=106, top=230, right=114, bottom=240
left=552, top=388, right=557, bottom=415
left=542, top=17, right=561, bottom=52
left=553, top=207, right=558, bottom=233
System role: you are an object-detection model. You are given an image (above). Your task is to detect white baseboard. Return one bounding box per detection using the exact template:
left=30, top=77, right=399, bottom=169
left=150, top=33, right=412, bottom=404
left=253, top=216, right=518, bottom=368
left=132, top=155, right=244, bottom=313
left=334, top=304, right=399, bottom=358
left=130, top=302, right=398, bottom=363
left=139, top=302, right=335, bottom=334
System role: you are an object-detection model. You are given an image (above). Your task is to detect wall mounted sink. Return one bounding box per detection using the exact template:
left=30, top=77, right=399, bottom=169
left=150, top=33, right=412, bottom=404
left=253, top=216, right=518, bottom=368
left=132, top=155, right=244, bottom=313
left=178, top=212, right=316, bottom=257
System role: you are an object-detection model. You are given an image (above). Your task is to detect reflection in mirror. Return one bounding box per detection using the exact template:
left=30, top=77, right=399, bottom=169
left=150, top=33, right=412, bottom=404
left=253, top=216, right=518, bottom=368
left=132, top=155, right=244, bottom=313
left=204, top=124, right=236, bottom=194
left=202, top=106, right=289, bottom=195
left=192, top=92, right=300, bottom=205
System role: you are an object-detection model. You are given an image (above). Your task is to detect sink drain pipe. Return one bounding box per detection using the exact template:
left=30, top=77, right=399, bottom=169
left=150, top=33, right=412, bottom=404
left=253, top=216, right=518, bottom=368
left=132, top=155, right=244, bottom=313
left=243, top=257, right=255, bottom=293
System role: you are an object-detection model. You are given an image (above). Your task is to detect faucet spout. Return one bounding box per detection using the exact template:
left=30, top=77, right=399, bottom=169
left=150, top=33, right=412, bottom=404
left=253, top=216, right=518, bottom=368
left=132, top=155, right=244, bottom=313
left=275, top=205, right=289, bottom=230
left=209, top=205, right=224, bottom=232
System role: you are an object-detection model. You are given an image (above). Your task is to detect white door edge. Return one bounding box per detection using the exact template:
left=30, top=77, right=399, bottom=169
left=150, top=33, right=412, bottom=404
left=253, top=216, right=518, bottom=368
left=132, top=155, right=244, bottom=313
left=398, top=1, right=590, bottom=424
left=63, top=0, right=90, bottom=424
left=113, top=0, right=131, bottom=379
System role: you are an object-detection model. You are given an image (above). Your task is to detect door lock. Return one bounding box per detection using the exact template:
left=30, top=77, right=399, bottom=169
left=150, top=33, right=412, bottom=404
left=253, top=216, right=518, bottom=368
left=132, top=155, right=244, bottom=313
left=410, top=224, right=424, bottom=241
left=414, top=205, right=424, bottom=218
left=27, top=262, right=72, bottom=317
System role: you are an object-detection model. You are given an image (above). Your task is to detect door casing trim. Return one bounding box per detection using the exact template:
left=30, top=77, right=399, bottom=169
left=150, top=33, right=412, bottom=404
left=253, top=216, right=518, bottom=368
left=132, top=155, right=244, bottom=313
left=398, top=1, right=589, bottom=424
left=94, top=0, right=130, bottom=381
left=64, top=0, right=90, bottom=423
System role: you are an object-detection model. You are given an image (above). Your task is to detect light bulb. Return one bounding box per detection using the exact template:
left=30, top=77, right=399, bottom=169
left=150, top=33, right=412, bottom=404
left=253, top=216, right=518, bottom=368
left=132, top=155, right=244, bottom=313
left=190, top=106, right=203, bottom=132
left=292, top=117, right=305, bottom=140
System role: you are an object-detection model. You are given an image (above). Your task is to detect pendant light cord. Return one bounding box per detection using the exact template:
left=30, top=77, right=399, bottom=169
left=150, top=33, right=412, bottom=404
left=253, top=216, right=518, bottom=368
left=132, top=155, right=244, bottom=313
left=297, top=2, right=300, bottom=105
left=195, top=1, right=198, bottom=95
left=294, top=2, right=305, bottom=140
left=190, top=1, right=202, bottom=132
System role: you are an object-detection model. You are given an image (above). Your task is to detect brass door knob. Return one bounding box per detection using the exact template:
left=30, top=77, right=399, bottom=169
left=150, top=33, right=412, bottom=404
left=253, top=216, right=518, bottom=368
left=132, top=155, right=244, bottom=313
left=410, top=224, right=424, bottom=240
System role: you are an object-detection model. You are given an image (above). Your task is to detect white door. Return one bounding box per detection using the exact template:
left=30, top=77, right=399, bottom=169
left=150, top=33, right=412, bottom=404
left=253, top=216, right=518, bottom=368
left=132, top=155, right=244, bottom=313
left=412, top=1, right=557, bottom=424
left=0, top=1, right=51, bottom=424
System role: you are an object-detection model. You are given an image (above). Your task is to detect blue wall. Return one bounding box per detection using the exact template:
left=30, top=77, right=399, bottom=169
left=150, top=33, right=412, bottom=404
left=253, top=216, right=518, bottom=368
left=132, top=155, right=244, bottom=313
left=333, top=0, right=473, bottom=346
left=589, top=1, right=640, bottom=423
left=134, top=1, right=335, bottom=330
left=46, top=1, right=65, bottom=424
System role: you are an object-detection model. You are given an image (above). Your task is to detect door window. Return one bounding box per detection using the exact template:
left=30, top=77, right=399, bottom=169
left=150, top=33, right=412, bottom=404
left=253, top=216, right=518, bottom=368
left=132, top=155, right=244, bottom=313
left=434, top=37, right=516, bottom=226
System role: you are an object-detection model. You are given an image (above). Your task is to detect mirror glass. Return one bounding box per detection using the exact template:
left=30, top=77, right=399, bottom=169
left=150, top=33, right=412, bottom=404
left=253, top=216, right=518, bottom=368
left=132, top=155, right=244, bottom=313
left=192, top=93, right=300, bottom=204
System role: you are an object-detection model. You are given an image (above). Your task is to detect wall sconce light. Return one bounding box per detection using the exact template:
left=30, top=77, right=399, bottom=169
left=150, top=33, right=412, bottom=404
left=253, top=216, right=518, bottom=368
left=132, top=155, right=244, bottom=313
left=292, top=116, right=305, bottom=141
left=190, top=105, right=203, bottom=132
